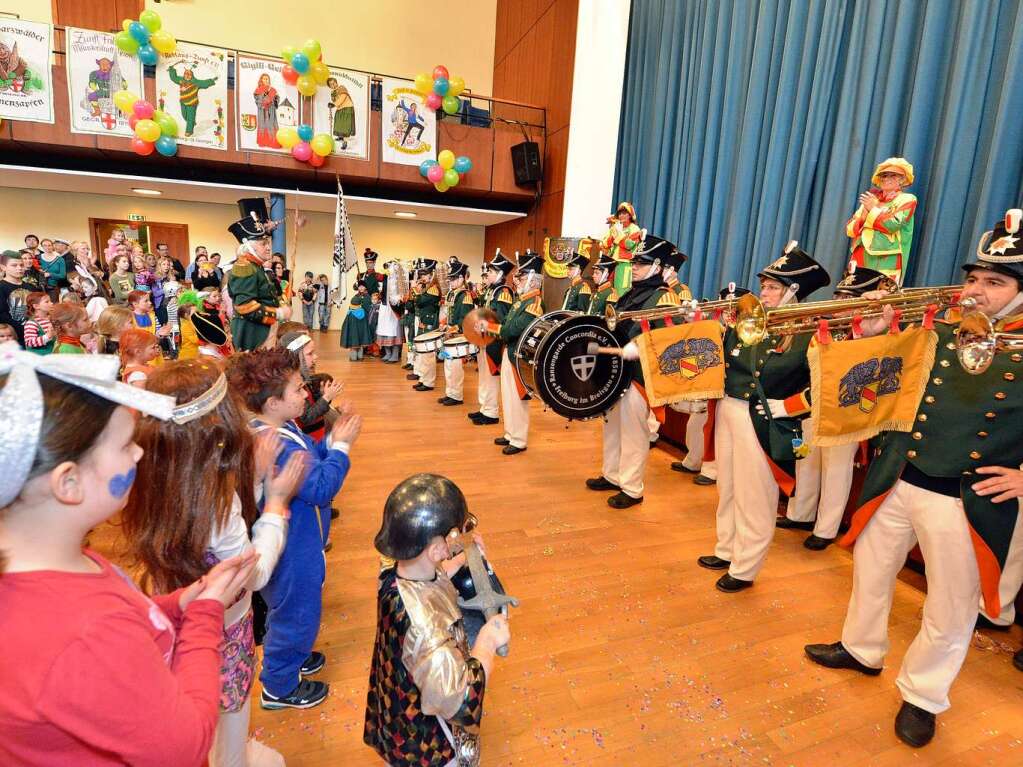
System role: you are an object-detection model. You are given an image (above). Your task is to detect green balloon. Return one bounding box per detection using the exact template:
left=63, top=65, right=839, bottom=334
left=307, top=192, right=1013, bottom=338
left=442, top=95, right=460, bottom=115
left=152, top=110, right=178, bottom=138
left=443, top=168, right=459, bottom=187
left=282, top=45, right=297, bottom=64
left=139, top=9, right=162, bottom=33
left=114, top=31, right=140, bottom=55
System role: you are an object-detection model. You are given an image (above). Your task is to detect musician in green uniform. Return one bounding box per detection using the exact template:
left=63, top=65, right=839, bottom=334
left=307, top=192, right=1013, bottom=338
left=806, top=209, right=1023, bottom=748
left=226, top=199, right=289, bottom=351
left=561, top=251, right=593, bottom=311
left=469, top=251, right=516, bottom=427
left=586, top=253, right=619, bottom=317
left=437, top=258, right=476, bottom=406
left=402, top=278, right=419, bottom=372
left=662, top=248, right=692, bottom=301
left=412, top=259, right=441, bottom=392
left=357, top=249, right=384, bottom=306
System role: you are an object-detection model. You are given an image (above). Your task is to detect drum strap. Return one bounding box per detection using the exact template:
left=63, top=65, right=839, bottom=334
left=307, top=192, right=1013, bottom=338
left=630, top=381, right=665, bottom=424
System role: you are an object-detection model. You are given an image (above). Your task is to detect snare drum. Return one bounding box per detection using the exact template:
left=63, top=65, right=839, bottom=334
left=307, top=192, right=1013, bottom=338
left=514, top=311, right=629, bottom=420
left=442, top=335, right=479, bottom=359
left=412, top=329, right=446, bottom=354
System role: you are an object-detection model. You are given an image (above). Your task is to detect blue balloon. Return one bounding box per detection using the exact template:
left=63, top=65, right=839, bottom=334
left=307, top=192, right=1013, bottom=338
left=138, top=44, right=159, bottom=66
left=154, top=135, right=178, bottom=157
left=454, top=156, right=473, bottom=174
left=291, top=52, right=310, bottom=74
left=129, top=21, right=150, bottom=45
left=419, top=159, right=437, bottom=177
left=297, top=123, right=314, bottom=142
left=432, top=77, right=449, bottom=96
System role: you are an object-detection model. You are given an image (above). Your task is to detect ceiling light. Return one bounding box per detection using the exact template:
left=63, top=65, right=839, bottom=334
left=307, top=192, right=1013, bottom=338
left=394, top=211, right=417, bottom=218
left=132, top=188, right=162, bottom=196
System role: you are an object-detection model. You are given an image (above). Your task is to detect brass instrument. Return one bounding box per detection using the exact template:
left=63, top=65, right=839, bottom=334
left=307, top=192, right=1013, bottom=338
left=732, top=285, right=969, bottom=345
left=435, top=258, right=450, bottom=296
left=955, top=311, right=1023, bottom=374
left=386, top=260, right=409, bottom=306
left=605, top=297, right=740, bottom=331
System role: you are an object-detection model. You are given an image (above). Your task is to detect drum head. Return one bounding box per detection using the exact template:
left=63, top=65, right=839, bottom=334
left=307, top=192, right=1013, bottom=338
left=532, top=314, right=628, bottom=420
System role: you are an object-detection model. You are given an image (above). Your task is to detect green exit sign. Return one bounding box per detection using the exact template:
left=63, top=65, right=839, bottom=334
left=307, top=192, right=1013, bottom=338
left=127, top=213, right=146, bottom=222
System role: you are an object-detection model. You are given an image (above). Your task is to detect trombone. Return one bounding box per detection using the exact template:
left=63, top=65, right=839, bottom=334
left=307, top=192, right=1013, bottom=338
left=605, top=297, right=740, bottom=331
left=955, top=311, right=1023, bottom=374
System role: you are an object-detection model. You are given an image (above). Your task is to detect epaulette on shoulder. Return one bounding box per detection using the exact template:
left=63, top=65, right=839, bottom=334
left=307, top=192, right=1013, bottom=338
left=496, top=286, right=514, bottom=302
left=579, top=282, right=593, bottom=294
left=427, top=285, right=440, bottom=296
left=231, top=261, right=256, bottom=278
left=656, top=288, right=681, bottom=307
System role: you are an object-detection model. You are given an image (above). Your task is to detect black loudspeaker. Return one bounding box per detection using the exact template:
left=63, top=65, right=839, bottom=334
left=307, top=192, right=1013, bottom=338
left=511, top=141, right=542, bottom=185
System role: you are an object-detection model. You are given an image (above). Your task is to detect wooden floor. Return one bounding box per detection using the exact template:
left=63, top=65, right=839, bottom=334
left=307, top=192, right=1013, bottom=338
left=107, top=332, right=1023, bottom=766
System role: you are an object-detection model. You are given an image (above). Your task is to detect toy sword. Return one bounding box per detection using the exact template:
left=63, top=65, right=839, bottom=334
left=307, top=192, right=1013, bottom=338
left=457, top=540, right=518, bottom=657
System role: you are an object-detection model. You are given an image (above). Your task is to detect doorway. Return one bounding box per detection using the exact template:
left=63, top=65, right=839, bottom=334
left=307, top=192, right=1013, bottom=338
left=90, top=219, right=190, bottom=269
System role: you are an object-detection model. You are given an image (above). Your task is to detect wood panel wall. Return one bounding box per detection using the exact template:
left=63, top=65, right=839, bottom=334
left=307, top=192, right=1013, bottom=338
left=485, top=0, right=578, bottom=257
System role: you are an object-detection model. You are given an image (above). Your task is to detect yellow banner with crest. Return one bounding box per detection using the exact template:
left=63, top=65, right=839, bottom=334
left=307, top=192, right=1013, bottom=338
left=635, top=320, right=725, bottom=406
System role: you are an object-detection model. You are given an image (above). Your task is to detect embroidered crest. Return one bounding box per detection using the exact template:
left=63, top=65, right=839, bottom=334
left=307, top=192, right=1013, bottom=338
left=657, top=337, right=723, bottom=379
left=838, top=356, right=903, bottom=413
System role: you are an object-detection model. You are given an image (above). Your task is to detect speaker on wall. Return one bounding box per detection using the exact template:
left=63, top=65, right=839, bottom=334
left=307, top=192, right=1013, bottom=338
left=511, top=141, right=542, bottom=186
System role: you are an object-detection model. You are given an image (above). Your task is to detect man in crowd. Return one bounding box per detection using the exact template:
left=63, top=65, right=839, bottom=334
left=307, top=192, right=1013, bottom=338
left=0, top=250, right=29, bottom=343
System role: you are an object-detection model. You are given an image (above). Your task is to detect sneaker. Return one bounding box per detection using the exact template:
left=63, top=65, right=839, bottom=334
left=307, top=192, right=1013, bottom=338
left=300, top=651, right=326, bottom=676
left=260, top=679, right=329, bottom=710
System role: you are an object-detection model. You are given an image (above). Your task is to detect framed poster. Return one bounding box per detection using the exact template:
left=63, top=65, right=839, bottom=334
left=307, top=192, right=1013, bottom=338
left=381, top=77, right=436, bottom=167
left=311, top=66, right=369, bottom=160
left=66, top=28, right=143, bottom=137
left=0, top=18, right=54, bottom=124
left=236, top=54, right=300, bottom=153
left=155, top=41, right=229, bottom=150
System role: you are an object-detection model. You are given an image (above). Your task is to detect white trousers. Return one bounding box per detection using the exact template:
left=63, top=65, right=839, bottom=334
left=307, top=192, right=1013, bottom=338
left=647, top=410, right=660, bottom=442
left=784, top=443, right=858, bottom=539
left=476, top=351, right=500, bottom=418
left=601, top=386, right=653, bottom=499
left=980, top=506, right=1023, bottom=625
left=415, top=348, right=437, bottom=387
left=701, top=458, right=717, bottom=481
left=841, top=480, right=980, bottom=714
left=682, top=410, right=708, bottom=471
left=444, top=357, right=465, bottom=401
left=713, top=396, right=779, bottom=581
left=210, top=698, right=285, bottom=767
left=500, top=349, right=529, bottom=448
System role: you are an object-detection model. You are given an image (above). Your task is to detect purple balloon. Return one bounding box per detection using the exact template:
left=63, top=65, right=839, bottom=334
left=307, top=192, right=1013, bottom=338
left=426, top=164, right=445, bottom=183
left=292, top=142, right=313, bottom=162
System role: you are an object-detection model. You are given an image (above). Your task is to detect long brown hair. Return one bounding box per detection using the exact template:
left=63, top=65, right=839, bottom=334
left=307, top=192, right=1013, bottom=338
left=122, top=359, right=258, bottom=593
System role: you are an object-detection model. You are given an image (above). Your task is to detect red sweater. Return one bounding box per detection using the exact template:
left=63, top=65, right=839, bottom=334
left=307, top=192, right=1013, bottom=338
left=0, top=550, right=224, bottom=766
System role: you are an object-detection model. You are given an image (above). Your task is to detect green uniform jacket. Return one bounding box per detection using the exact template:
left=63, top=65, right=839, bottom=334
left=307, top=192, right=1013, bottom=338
left=843, top=318, right=1023, bottom=616
left=483, top=284, right=515, bottom=371
left=496, top=289, right=544, bottom=358
left=228, top=257, right=278, bottom=351
left=562, top=278, right=593, bottom=312
left=359, top=270, right=383, bottom=299
left=414, top=285, right=441, bottom=333
left=446, top=288, right=474, bottom=330
left=587, top=282, right=618, bottom=318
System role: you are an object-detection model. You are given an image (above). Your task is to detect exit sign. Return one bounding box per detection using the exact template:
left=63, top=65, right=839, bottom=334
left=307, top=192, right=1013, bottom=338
left=127, top=214, right=146, bottom=222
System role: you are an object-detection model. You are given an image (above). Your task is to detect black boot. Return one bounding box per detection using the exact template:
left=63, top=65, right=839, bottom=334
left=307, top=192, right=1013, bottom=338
left=894, top=701, right=936, bottom=748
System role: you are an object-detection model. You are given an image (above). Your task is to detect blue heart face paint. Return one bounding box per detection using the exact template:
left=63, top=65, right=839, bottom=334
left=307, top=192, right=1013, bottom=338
left=108, top=467, right=136, bottom=499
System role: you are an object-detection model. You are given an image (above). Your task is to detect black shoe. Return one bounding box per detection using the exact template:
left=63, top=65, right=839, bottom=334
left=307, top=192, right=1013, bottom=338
left=323, top=541, right=332, bottom=553
left=473, top=415, right=499, bottom=425
left=803, top=534, right=834, bottom=550
left=502, top=445, right=526, bottom=455
left=300, top=651, right=326, bottom=676
left=697, top=555, right=730, bottom=570
left=671, top=461, right=699, bottom=474
left=894, top=701, right=936, bottom=748
left=776, top=517, right=815, bottom=531
left=804, top=641, right=882, bottom=676
left=437, top=396, right=454, bottom=404
left=494, top=437, right=510, bottom=446
left=650, top=438, right=659, bottom=448
left=442, top=398, right=463, bottom=406
left=413, top=383, right=434, bottom=391
left=260, top=679, right=329, bottom=710
left=467, top=411, right=482, bottom=419
left=693, top=474, right=716, bottom=486
left=406, top=373, right=419, bottom=381
left=585, top=476, right=619, bottom=491
left=330, top=507, right=340, bottom=520
left=608, top=492, right=643, bottom=509
left=715, top=574, right=753, bottom=593
left=402, top=363, right=413, bottom=370
left=976, top=613, right=1012, bottom=632
left=1013, top=647, right=1023, bottom=672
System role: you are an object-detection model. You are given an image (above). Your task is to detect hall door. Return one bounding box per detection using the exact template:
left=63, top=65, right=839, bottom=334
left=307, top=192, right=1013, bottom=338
left=89, top=219, right=190, bottom=269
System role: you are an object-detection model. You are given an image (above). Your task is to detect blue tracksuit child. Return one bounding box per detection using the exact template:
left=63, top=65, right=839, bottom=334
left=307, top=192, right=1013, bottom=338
left=253, top=418, right=351, bottom=699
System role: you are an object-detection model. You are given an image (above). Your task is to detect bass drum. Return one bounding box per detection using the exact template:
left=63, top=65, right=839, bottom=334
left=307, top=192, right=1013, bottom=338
left=514, top=311, right=628, bottom=420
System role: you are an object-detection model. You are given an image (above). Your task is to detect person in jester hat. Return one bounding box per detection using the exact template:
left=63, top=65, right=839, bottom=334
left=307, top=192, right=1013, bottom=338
left=600, top=202, right=642, bottom=294
left=340, top=281, right=373, bottom=361
left=846, top=157, right=917, bottom=285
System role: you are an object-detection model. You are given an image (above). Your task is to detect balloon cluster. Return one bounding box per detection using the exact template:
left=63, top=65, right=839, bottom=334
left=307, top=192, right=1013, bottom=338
left=414, top=65, right=466, bottom=116
left=114, top=10, right=175, bottom=66
left=280, top=40, right=329, bottom=97
left=113, top=90, right=179, bottom=157
left=419, top=150, right=472, bottom=192
left=276, top=122, right=334, bottom=167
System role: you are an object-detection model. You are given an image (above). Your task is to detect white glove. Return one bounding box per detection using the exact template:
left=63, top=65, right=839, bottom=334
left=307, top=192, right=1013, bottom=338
left=755, top=398, right=788, bottom=418
left=621, top=341, right=640, bottom=361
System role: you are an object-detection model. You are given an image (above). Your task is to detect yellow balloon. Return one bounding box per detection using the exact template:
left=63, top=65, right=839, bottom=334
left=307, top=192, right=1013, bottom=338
left=296, top=75, right=317, bottom=97
left=437, top=149, right=455, bottom=170
left=414, top=73, right=432, bottom=95
left=448, top=75, right=465, bottom=97
left=113, top=89, right=137, bottom=115
left=150, top=30, right=176, bottom=54
left=134, top=119, right=161, bottom=143
left=311, top=61, right=329, bottom=86
left=276, top=127, right=299, bottom=149
left=122, top=19, right=132, bottom=33
left=310, top=133, right=334, bottom=157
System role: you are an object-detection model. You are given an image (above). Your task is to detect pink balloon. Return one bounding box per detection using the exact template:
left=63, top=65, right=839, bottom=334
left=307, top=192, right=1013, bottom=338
left=291, top=142, right=313, bottom=162
left=426, top=164, right=444, bottom=183
left=308, top=152, right=325, bottom=168
left=426, top=92, right=442, bottom=111
left=132, top=100, right=154, bottom=120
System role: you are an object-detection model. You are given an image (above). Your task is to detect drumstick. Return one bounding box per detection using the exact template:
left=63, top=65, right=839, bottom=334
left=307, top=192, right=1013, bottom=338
left=587, top=342, right=624, bottom=357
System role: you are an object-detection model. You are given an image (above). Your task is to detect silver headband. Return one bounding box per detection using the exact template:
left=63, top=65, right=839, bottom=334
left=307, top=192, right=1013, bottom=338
left=286, top=334, right=312, bottom=352
left=0, top=344, right=175, bottom=508
left=170, top=372, right=228, bottom=425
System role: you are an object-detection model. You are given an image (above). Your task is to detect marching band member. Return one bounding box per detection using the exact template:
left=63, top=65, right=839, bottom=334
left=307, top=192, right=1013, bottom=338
left=661, top=251, right=692, bottom=301
left=586, top=253, right=619, bottom=317
left=357, top=249, right=384, bottom=303
left=468, top=251, right=515, bottom=427
left=402, top=277, right=419, bottom=373
left=778, top=265, right=896, bottom=550
left=698, top=242, right=830, bottom=591
left=601, top=202, right=642, bottom=294
left=226, top=200, right=288, bottom=351
left=437, top=259, right=475, bottom=407
left=474, top=252, right=545, bottom=455
left=561, top=251, right=592, bottom=311
left=411, top=260, right=441, bottom=392
left=585, top=235, right=683, bottom=508
left=806, top=209, right=1023, bottom=748
left=846, top=157, right=917, bottom=285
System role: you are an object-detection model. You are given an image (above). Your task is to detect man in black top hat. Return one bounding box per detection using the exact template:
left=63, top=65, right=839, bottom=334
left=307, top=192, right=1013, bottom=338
left=226, top=197, right=289, bottom=350
left=468, top=251, right=515, bottom=426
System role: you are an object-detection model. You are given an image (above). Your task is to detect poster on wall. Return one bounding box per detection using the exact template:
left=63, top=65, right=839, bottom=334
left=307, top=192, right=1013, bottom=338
left=154, top=41, right=229, bottom=150
left=381, top=77, right=435, bottom=167
left=311, top=66, right=369, bottom=160
left=236, top=54, right=300, bottom=153
left=65, top=28, right=143, bottom=137
left=0, top=18, right=54, bottom=124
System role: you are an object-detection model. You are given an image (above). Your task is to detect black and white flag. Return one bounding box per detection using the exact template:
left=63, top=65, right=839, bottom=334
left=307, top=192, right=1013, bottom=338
left=332, top=178, right=358, bottom=304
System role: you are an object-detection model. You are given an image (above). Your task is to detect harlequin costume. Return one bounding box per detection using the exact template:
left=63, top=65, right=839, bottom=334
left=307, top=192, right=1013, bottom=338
left=468, top=251, right=515, bottom=426
left=561, top=251, right=593, bottom=312
left=846, top=157, right=917, bottom=284
left=438, top=259, right=476, bottom=406
left=364, top=474, right=488, bottom=767
left=412, top=260, right=442, bottom=392
left=168, top=65, right=218, bottom=137
left=806, top=210, right=1023, bottom=745
left=700, top=242, right=830, bottom=590
left=227, top=199, right=281, bottom=351
left=601, top=202, right=642, bottom=295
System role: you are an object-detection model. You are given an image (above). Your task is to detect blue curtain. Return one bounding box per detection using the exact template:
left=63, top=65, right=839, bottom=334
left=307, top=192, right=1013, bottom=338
left=615, top=0, right=1023, bottom=299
